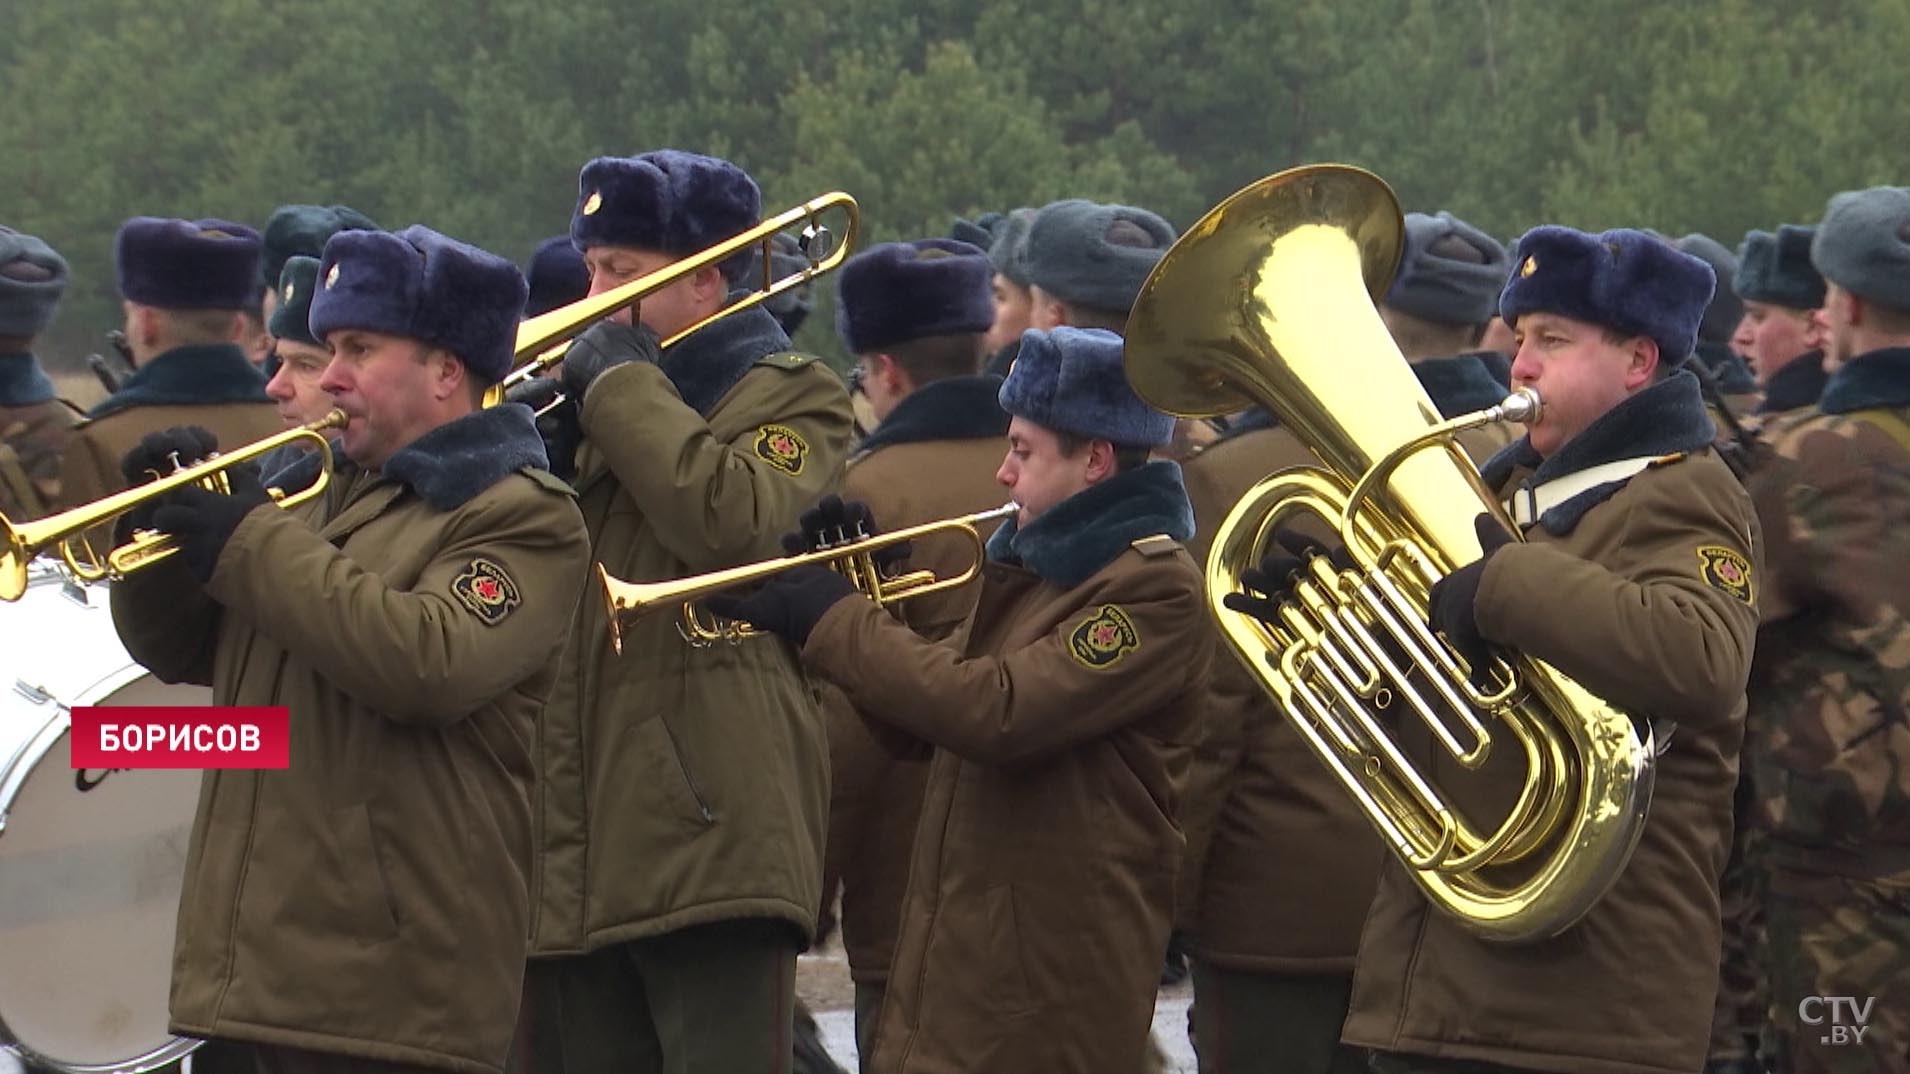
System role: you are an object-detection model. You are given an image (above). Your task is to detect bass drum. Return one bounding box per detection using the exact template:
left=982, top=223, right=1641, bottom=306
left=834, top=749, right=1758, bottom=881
left=0, top=567, right=208, bottom=1073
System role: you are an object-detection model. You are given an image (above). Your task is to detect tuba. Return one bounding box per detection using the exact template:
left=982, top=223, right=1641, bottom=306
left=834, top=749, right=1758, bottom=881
left=1124, top=165, right=1654, bottom=942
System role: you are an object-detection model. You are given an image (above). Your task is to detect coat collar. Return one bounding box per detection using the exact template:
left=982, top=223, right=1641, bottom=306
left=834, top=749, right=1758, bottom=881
left=1696, top=338, right=1759, bottom=394
left=660, top=298, right=791, bottom=416
left=853, top=374, right=1008, bottom=457
left=1758, top=351, right=1828, bottom=414
left=1481, top=371, right=1716, bottom=536
left=0, top=352, right=55, bottom=407
left=86, top=343, right=269, bottom=419
left=1818, top=347, right=1910, bottom=414
left=1413, top=352, right=1509, bottom=417
left=274, top=405, right=549, bottom=512
left=984, top=460, right=1194, bottom=587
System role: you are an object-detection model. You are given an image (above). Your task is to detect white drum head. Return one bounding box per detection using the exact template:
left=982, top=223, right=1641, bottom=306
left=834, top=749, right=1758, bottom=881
left=1, top=574, right=208, bottom=1073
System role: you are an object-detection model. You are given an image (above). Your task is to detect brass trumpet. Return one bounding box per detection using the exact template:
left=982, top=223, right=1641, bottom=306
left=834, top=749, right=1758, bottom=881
left=598, top=503, right=1017, bottom=654
left=486, top=191, right=860, bottom=408
left=0, top=409, right=348, bottom=601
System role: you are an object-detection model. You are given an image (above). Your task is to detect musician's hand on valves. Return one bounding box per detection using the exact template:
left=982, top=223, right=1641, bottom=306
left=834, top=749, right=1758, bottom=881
left=783, top=495, right=911, bottom=568
left=504, top=378, right=581, bottom=482
left=703, top=564, right=857, bottom=649
left=148, top=464, right=272, bottom=583
left=1427, top=513, right=1517, bottom=676
left=116, top=426, right=220, bottom=537
left=1221, top=527, right=1353, bottom=625
left=560, top=321, right=662, bottom=404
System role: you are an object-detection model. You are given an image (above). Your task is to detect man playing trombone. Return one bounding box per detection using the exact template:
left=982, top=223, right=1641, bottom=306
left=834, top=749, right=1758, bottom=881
left=516, top=150, right=852, bottom=1074
left=710, top=327, right=1211, bottom=1073
left=110, top=224, right=590, bottom=1074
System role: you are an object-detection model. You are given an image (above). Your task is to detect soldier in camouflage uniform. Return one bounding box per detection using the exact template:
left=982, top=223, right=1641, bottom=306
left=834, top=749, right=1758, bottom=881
left=1746, top=185, right=1910, bottom=1074
left=0, top=226, right=78, bottom=521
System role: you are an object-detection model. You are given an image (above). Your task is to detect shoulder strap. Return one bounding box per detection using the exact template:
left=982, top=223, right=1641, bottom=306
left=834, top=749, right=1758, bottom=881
left=519, top=465, right=579, bottom=497
left=751, top=350, right=820, bottom=372
left=1848, top=407, right=1910, bottom=455
left=1130, top=534, right=1181, bottom=558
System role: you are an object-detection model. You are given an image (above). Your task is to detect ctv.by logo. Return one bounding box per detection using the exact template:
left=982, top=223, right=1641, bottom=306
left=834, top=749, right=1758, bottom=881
left=1798, top=995, right=1875, bottom=1046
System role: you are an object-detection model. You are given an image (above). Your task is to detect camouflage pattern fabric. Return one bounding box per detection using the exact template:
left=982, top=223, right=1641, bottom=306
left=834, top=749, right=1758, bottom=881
left=1747, top=404, right=1910, bottom=1074
left=1763, top=874, right=1910, bottom=1073
left=1707, top=770, right=1772, bottom=1071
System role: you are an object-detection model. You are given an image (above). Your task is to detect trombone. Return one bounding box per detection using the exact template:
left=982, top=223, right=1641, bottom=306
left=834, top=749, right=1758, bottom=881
left=598, top=503, right=1017, bottom=654
left=486, top=191, right=860, bottom=409
left=0, top=409, right=348, bottom=601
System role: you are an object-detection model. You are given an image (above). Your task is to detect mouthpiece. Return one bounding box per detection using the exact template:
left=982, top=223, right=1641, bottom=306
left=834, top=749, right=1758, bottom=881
left=1492, top=388, right=1542, bottom=426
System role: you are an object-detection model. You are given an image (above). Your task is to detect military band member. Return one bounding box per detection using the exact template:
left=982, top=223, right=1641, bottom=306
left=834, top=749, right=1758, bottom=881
left=517, top=149, right=852, bottom=1074
left=110, top=224, right=590, bottom=1074
left=715, top=326, right=1210, bottom=1073
left=1734, top=225, right=1830, bottom=420
left=1022, top=199, right=1175, bottom=336
left=252, top=256, right=338, bottom=484
left=822, top=236, right=1008, bottom=1063
left=58, top=218, right=281, bottom=532
left=0, top=226, right=78, bottom=520
left=980, top=207, right=1037, bottom=377
left=1745, top=185, right=1910, bottom=1074
left=1251, top=227, right=1756, bottom=1074
left=1378, top=210, right=1521, bottom=462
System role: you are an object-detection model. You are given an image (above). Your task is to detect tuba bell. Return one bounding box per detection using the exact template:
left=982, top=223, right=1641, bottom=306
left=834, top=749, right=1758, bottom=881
left=1124, top=164, right=1654, bottom=942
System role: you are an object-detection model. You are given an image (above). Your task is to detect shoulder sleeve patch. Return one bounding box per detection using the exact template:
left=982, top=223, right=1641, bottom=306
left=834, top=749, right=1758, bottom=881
left=1696, top=545, right=1754, bottom=604
left=754, top=424, right=809, bottom=475
left=752, top=350, right=819, bottom=371
left=520, top=466, right=578, bottom=497
left=452, top=557, right=522, bottom=625
left=1068, top=604, right=1141, bottom=669
left=1130, top=534, right=1180, bottom=557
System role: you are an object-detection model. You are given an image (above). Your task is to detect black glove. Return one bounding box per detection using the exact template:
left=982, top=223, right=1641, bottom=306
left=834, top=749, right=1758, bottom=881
left=1428, top=513, right=1518, bottom=674
left=703, top=563, right=858, bottom=648
left=121, top=426, right=219, bottom=486
left=561, top=320, right=661, bottom=404
left=504, top=377, right=582, bottom=481
left=1220, top=527, right=1354, bottom=625
left=782, top=494, right=912, bottom=568
left=148, top=465, right=273, bottom=583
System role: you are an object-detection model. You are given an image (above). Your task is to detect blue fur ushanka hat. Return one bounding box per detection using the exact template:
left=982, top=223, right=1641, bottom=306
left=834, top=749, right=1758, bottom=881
left=525, top=234, right=590, bottom=318
left=309, top=225, right=528, bottom=383
left=116, top=217, right=263, bottom=311
left=1499, top=226, right=1716, bottom=365
left=1811, top=186, right=1910, bottom=311
left=1386, top=211, right=1509, bottom=326
left=1735, top=225, right=1825, bottom=311
left=999, top=327, right=1174, bottom=447
left=262, top=204, right=379, bottom=287
left=570, top=150, right=762, bottom=278
left=1024, top=199, right=1176, bottom=314
left=269, top=256, right=323, bottom=346
left=0, top=227, right=70, bottom=337
left=836, top=238, right=995, bottom=355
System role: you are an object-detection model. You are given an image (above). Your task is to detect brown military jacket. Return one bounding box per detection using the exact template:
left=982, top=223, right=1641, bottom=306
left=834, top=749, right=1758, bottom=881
left=1746, top=347, right=1910, bottom=872
left=111, top=407, right=590, bottom=1074
left=529, top=308, right=854, bottom=954
left=58, top=344, right=277, bottom=547
left=1343, top=375, right=1760, bottom=1074
left=804, top=461, right=1209, bottom=1074
left=823, top=374, right=1009, bottom=987
left=1177, top=418, right=1385, bottom=972
left=0, top=393, right=79, bottom=520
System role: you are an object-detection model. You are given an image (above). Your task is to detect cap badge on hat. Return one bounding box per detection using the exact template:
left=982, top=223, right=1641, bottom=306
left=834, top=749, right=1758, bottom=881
left=1520, top=255, right=1538, bottom=278
left=583, top=191, right=603, bottom=216
left=200, top=228, right=233, bottom=240
left=325, top=264, right=340, bottom=289
left=283, top=280, right=296, bottom=302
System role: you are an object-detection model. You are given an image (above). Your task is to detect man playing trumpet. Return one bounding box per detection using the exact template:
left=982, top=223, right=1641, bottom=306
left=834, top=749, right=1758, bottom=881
left=111, top=224, right=590, bottom=1074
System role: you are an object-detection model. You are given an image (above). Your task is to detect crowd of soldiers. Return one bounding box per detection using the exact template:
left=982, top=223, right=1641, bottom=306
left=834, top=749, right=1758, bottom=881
left=0, top=154, right=1906, bottom=1074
